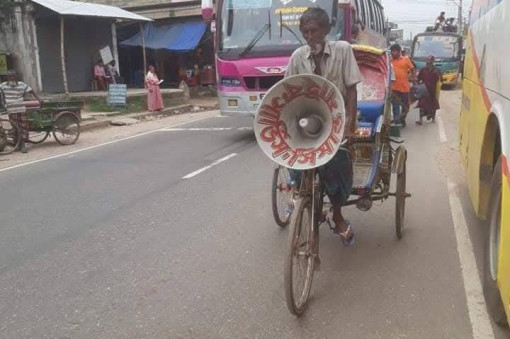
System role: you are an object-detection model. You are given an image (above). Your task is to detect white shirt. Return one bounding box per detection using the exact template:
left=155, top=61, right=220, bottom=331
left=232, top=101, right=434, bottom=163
left=285, top=41, right=363, bottom=98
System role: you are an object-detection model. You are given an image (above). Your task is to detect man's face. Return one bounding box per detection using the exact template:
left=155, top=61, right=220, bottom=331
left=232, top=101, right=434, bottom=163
left=7, top=74, right=16, bottom=86
left=300, top=20, right=328, bottom=55
left=426, top=57, right=434, bottom=67
left=391, top=49, right=401, bottom=59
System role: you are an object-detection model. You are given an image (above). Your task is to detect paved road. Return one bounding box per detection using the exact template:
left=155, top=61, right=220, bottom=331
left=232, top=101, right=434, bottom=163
left=0, top=90, right=507, bottom=338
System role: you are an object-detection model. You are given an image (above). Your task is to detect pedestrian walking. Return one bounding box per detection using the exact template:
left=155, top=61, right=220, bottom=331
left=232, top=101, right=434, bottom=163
left=0, top=70, right=43, bottom=153
left=145, top=65, right=164, bottom=112
left=390, top=44, right=415, bottom=127
left=416, top=55, right=442, bottom=125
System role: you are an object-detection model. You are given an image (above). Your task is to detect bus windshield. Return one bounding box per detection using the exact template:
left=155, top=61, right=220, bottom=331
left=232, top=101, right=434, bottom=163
left=219, top=0, right=344, bottom=59
left=412, top=35, right=461, bottom=61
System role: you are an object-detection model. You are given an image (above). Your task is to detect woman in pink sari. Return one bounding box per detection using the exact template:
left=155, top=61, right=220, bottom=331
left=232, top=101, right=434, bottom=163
left=145, top=65, right=164, bottom=111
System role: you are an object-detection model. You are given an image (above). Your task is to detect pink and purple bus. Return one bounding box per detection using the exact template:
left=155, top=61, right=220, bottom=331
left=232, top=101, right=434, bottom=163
left=202, top=0, right=388, bottom=116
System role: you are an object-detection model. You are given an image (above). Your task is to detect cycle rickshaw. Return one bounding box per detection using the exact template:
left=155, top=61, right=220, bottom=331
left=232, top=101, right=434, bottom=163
left=258, top=45, right=410, bottom=315
left=24, top=100, right=82, bottom=145
left=0, top=92, right=82, bottom=154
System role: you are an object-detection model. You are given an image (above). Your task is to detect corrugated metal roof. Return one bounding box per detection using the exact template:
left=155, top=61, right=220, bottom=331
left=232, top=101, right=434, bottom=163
left=31, top=0, right=152, bottom=21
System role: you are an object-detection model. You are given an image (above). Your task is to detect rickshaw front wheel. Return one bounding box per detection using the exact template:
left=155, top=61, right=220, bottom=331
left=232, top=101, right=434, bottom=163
left=284, top=195, right=316, bottom=316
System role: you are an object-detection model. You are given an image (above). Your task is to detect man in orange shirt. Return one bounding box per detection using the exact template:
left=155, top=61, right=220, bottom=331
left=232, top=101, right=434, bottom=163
left=390, top=44, right=415, bottom=127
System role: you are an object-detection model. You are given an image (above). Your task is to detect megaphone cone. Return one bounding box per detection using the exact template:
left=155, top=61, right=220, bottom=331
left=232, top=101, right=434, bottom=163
left=254, top=74, right=345, bottom=170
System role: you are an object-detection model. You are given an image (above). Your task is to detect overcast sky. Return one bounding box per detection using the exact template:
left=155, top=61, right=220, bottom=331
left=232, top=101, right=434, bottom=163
left=380, top=0, right=472, bottom=40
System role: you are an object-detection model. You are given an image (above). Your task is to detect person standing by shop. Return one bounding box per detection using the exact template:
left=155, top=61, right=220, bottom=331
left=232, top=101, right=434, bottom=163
left=0, top=70, right=43, bottom=153
left=145, top=65, right=164, bottom=112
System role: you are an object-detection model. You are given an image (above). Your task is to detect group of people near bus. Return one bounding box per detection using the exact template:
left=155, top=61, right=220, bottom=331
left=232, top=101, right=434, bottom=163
left=390, top=43, right=442, bottom=126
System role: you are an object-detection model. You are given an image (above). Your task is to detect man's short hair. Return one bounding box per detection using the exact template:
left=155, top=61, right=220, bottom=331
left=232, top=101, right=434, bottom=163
left=299, top=7, right=330, bottom=30
left=390, top=44, right=402, bottom=52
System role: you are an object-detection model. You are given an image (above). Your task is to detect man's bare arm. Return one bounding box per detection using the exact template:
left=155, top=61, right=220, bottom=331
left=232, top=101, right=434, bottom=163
left=345, top=85, right=358, bottom=137
left=30, top=90, right=43, bottom=104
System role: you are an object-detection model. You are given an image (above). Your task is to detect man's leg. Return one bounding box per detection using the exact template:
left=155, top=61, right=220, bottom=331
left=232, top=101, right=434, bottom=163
left=18, top=113, right=28, bottom=153
left=416, top=109, right=425, bottom=125
left=401, top=92, right=410, bottom=127
left=318, top=149, right=354, bottom=245
left=332, top=204, right=348, bottom=231
left=391, top=92, right=402, bottom=124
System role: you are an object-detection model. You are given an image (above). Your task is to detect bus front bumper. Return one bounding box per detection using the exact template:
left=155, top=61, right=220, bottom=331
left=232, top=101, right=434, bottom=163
left=442, top=73, right=459, bottom=85
left=219, top=92, right=265, bottom=117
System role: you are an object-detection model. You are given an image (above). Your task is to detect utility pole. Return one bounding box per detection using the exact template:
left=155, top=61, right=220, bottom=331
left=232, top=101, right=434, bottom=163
left=458, top=0, right=463, bottom=33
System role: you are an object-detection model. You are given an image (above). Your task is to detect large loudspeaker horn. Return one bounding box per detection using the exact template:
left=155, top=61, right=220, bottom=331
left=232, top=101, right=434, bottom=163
left=254, top=74, right=345, bottom=170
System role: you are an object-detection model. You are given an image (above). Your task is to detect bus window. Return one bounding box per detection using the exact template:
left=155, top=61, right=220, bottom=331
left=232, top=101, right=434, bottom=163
left=373, top=5, right=380, bottom=32
left=367, top=0, right=375, bottom=30
left=359, top=0, right=367, bottom=27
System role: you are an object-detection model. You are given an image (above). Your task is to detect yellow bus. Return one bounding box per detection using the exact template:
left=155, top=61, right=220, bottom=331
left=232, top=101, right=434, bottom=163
left=460, top=0, right=510, bottom=326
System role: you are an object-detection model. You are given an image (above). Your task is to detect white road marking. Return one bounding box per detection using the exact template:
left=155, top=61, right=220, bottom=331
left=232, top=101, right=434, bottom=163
left=447, top=180, right=495, bottom=339
left=160, top=127, right=253, bottom=132
left=0, top=115, right=214, bottom=174
left=162, top=127, right=233, bottom=131
left=182, top=153, right=238, bottom=179
left=436, top=111, right=448, bottom=143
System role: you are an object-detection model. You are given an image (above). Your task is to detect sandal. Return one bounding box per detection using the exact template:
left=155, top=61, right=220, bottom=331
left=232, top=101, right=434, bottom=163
left=333, top=222, right=355, bottom=247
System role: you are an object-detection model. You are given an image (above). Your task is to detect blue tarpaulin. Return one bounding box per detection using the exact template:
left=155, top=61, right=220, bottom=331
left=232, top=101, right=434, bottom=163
left=120, top=21, right=206, bottom=52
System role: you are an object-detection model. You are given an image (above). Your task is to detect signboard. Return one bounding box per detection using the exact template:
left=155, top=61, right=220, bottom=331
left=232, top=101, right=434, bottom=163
left=227, top=0, right=272, bottom=9
left=108, top=84, right=127, bottom=106
left=100, top=46, right=113, bottom=65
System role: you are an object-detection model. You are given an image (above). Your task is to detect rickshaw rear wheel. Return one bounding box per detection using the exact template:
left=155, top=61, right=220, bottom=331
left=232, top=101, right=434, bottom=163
left=53, top=112, right=80, bottom=145
left=0, top=118, right=21, bottom=155
left=284, top=195, right=316, bottom=316
left=272, top=165, right=292, bottom=227
left=395, top=160, right=407, bottom=239
left=27, top=130, right=50, bottom=144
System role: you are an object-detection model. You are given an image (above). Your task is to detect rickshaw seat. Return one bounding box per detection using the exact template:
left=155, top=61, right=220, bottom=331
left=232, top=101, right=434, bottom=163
left=358, top=101, right=385, bottom=123
left=356, top=100, right=385, bottom=138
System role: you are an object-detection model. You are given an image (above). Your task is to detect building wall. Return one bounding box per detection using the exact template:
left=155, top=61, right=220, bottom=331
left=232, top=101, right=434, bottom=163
left=85, top=0, right=201, bottom=19
left=36, top=11, right=113, bottom=93
left=0, top=2, right=40, bottom=90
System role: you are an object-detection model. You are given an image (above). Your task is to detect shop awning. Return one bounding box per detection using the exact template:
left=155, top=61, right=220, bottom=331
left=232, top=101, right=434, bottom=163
left=31, top=0, right=152, bottom=21
left=120, top=21, right=207, bottom=52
